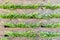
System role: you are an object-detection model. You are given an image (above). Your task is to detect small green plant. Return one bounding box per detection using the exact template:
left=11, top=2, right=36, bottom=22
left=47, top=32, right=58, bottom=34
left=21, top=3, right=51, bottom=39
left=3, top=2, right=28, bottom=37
left=0, top=13, right=21, bottom=19
left=43, top=23, right=60, bottom=28
left=4, top=22, right=41, bottom=28
left=43, top=3, right=60, bottom=10
left=5, top=31, right=36, bottom=38
left=39, top=32, right=60, bottom=38
left=0, top=13, right=43, bottom=19
left=0, top=38, right=8, bottom=40
left=5, top=31, right=60, bottom=38
left=0, top=3, right=60, bottom=9
left=0, top=12, right=60, bottom=19
left=4, top=22, right=60, bottom=28
left=49, top=13, right=60, bottom=18
left=0, top=4, right=39, bottom=9
left=43, top=13, right=60, bottom=19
